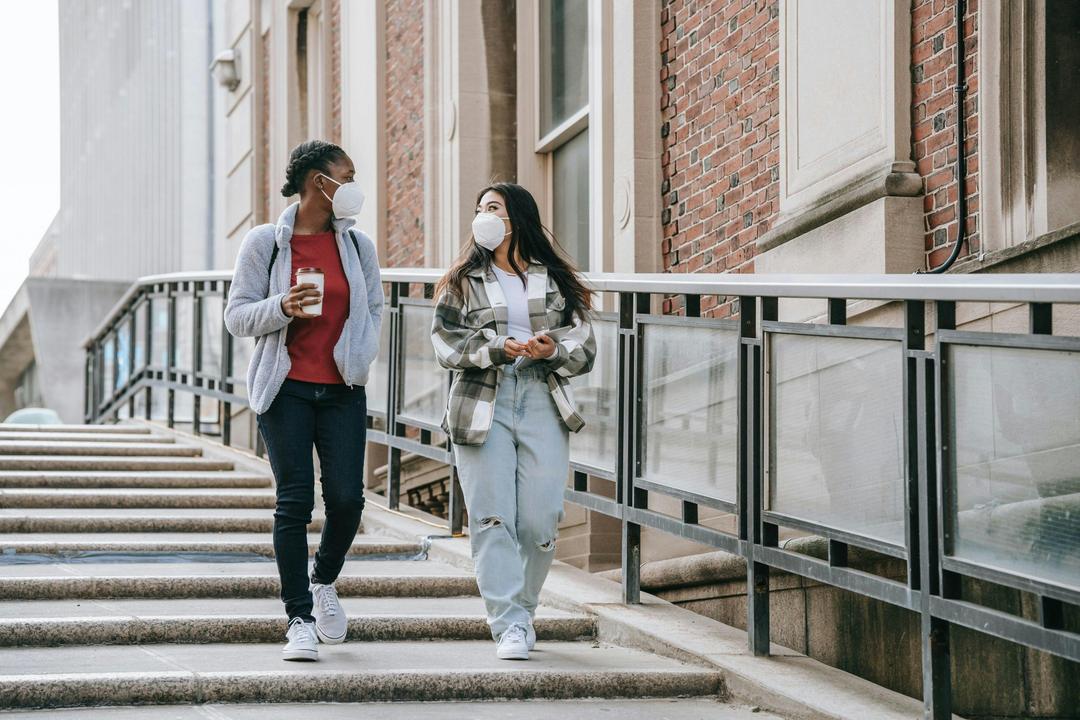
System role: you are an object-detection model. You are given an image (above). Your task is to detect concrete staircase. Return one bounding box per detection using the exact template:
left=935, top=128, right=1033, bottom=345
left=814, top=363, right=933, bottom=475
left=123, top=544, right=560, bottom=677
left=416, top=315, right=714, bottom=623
left=0, top=423, right=775, bottom=719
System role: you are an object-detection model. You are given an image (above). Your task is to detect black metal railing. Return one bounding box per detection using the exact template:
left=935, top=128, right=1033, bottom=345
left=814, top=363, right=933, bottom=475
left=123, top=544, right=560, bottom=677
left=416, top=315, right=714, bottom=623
left=85, top=268, right=1080, bottom=719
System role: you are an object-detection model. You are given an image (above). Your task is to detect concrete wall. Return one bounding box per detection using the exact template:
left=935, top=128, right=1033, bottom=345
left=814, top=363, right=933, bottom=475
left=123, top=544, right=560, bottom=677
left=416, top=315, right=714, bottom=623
left=0, top=279, right=128, bottom=424
left=53, top=1, right=214, bottom=281
left=609, top=543, right=1080, bottom=719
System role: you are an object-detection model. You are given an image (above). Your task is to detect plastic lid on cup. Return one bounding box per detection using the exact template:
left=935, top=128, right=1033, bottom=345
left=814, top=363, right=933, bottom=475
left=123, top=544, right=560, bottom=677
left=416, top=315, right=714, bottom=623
left=296, top=267, right=323, bottom=274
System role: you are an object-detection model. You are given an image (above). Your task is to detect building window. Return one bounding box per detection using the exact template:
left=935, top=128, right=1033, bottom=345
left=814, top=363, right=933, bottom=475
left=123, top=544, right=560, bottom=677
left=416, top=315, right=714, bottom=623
left=538, top=0, right=590, bottom=270
left=984, top=0, right=1080, bottom=250
left=290, top=0, right=329, bottom=147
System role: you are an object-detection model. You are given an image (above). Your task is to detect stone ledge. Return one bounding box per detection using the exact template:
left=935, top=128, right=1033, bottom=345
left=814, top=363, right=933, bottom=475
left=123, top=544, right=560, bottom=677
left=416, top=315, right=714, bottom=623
left=950, top=221, right=1080, bottom=274
left=757, top=166, right=922, bottom=254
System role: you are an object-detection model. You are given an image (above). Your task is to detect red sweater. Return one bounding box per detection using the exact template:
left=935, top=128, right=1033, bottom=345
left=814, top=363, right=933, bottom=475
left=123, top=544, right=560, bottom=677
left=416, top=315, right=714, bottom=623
left=286, top=232, right=349, bottom=384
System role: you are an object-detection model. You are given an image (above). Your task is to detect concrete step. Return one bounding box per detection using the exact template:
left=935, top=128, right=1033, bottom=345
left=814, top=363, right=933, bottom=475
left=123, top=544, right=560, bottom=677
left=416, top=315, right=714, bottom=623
left=0, top=699, right=781, bottom=720
left=0, top=424, right=151, bottom=434
left=0, top=441, right=201, bottom=457
left=0, top=470, right=271, bottom=489
left=0, top=640, right=720, bottom=709
left=0, top=598, right=594, bottom=646
left=0, top=560, right=478, bottom=600
left=0, top=432, right=176, bottom=444
left=0, top=533, right=418, bottom=558
left=0, top=488, right=277, bottom=509
left=0, top=508, right=292, bottom=534
left=0, top=456, right=234, bottom=472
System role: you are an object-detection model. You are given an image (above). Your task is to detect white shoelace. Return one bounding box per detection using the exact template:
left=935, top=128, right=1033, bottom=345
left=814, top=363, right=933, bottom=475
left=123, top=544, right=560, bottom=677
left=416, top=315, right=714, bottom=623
left=316, top=584, right=340, bottom=616
left=503, top=625, right=527, bottom=643
left=288, top=617, right=315, bottom=640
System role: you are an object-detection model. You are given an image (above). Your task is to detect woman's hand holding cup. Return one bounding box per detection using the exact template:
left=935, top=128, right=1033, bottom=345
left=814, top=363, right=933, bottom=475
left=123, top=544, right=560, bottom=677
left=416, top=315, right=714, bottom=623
left=282, top=283, right=322, bottom=319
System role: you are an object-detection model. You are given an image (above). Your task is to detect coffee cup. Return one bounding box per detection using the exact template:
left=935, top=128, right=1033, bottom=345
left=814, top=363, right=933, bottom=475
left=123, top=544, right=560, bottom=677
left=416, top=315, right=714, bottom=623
left=295, top=267, right=324, bottom=316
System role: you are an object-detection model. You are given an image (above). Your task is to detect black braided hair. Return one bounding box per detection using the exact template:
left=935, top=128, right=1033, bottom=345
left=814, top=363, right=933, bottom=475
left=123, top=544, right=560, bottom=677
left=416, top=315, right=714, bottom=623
left=280, top=140, right=348, bottom=197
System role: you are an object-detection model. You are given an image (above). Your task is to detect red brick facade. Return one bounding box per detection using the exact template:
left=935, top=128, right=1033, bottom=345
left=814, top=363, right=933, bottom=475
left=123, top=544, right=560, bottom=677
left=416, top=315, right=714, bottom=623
left=911, top=0, right=979, bottom=268
left=383, top=0, right=426, bottom=268
left=659, top=0, right=980, bottom=301
left=659, top=0, right=780, bottom=315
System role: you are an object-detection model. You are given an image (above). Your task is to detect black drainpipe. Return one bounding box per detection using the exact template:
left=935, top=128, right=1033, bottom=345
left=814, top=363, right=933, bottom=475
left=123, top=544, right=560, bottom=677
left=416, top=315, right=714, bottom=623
left=923, top=0, right=968, bottom=274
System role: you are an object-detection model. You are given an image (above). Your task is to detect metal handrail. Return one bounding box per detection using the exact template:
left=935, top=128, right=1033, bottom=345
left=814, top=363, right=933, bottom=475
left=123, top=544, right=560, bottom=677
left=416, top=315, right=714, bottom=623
left=85, top=269, right=1080, bottom=347
left=83, top=266, right=1080, bottom=720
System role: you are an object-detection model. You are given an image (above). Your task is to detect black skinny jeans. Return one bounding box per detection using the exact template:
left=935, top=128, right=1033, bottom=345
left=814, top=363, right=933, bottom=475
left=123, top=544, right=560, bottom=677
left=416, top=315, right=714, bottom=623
left=257, top=379, right=367, bottom=622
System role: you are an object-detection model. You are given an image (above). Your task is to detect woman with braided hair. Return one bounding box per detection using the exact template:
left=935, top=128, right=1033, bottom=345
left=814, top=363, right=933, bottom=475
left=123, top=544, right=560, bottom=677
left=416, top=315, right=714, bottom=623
left=225, top=140, right=383, bottom=661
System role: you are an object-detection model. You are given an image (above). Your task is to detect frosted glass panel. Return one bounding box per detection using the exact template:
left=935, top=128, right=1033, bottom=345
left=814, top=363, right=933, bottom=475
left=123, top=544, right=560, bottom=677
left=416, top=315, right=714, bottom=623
left=399, top=304, right=447, bottom=428
left=133, top=302, right=148, bottom=370
left=174, top=295, right=193, bottom=372
left=115, top=323, right=131, bottom=388
left=641, top=322, right=739, bottom=503
left=769, top=333, right=905, bottom=544
left=101, top=336, right=115, bottom=398
left=200, top=295, right=223, bottom=377
left=367, top=317, right=392, bottom=416
left=151, top=298, right=168, bottom=369
left=569, top=318, right=618, bottom=474
left=949, top=344, right=1080, bottom=589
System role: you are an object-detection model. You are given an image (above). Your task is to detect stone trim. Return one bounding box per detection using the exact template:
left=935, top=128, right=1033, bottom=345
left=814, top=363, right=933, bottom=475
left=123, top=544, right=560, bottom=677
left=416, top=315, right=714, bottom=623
left=950, top=220, right=1080, bottom=275
left=755, top=165, right=921, bottom=254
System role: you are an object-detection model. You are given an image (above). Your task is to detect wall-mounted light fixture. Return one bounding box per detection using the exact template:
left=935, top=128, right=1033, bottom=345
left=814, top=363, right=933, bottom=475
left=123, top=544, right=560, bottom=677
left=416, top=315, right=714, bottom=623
left=209, top=48, right=240, bottom=92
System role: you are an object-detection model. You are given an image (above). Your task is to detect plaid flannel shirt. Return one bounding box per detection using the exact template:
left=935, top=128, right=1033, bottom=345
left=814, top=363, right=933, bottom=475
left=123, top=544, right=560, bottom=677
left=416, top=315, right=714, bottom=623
left=430, top=263, right=597, bottom=446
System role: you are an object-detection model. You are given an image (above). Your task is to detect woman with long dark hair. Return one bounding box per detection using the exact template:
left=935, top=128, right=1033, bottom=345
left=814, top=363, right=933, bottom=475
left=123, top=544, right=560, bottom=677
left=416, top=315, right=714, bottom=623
left=224, top=140, right=383, bottom=661
left=431, top=182, right=596, bottom=660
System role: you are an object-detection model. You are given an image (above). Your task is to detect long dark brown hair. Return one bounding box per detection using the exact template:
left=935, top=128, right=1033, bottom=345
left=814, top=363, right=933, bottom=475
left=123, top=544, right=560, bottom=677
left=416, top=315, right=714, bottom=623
left=435, top=183, right=592, bottom=321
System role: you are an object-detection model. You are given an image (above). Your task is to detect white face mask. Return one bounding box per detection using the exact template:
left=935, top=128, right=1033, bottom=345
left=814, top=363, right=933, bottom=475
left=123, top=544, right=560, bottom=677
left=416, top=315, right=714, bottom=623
left=472, top=212, right=509, bottom=251
left=319, top=173, right=365, bottom=218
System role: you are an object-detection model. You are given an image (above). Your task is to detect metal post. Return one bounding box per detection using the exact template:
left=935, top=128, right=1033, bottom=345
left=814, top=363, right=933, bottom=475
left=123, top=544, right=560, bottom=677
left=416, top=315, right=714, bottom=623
left=387, top=282, right=404, bottom=510
left=619, top=291, right=647, bottom=604
left=827, top=297, right=847, bottom=325
left=744, top=294, right=773, bottom=656
left=904, top=301, right=926, bottom=588
left=921, top=299, right=952, bottom=719
left=1030, top=302, right=1052, bottom=334
left=166, top=285, right=177, bottom=429
left=918, top=350, right=951, bottom=719
left=221, top=281, right=233, bottom=446
left=83, top=351, right=94, bottom=424
left=111, top=324, right=121, bottom=421
left=144, top=296, right=153, bottom=420
left=449, top=466, right=465, bottom=536
left=127, top=310, right=137, bottom=418
left=192, top=285, right=203, bottom=436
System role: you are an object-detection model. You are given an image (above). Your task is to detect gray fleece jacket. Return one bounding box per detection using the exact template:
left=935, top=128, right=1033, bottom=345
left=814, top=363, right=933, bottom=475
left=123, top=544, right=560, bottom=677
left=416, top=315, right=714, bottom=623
left=224, top=203, right=384, bottom=414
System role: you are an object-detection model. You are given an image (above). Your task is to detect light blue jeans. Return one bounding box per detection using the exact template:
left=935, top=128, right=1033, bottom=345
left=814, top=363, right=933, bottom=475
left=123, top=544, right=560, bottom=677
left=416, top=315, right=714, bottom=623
left=453, top=362, right=569, bottom=640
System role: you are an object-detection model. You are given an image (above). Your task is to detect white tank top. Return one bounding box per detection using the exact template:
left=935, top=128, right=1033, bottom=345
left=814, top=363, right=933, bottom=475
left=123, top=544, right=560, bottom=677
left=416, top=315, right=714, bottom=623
left=492, top=265, right=533, bottom=342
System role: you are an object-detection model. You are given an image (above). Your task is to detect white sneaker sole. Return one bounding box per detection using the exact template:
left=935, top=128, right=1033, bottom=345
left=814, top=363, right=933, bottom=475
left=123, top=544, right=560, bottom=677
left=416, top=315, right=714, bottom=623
left=497, top=647, right=529, bottom=661
left=316, top=624, right=347, bottom=645
left=282, top=648, right=318, bottom=662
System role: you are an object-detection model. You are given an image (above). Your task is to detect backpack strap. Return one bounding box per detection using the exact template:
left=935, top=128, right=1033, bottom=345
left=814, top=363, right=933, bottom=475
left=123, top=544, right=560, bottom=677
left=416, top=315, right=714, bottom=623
left=267, top=243, right=279, bottom=276
left=268, top=230, right=361, bottom=278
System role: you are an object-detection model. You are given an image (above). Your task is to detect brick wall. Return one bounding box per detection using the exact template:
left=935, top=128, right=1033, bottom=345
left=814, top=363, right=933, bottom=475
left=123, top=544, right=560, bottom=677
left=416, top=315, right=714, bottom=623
left=911, top=0, right=979, bottom=268
left=659, top=0, right=981, bottom=301
left=659, top=0, right=780, bottom=315
left=384, top=0, right=426, bottom=268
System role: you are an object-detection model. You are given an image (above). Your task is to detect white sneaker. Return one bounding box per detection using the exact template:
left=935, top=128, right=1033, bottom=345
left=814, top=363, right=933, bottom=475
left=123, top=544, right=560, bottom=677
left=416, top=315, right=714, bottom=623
left=497, top=624, right=530, bottom=660
left=526, top=622, right=536, bottom=651
left=282, top=617, right=318, bottom=661
left=310, top=582, right=348, bottom=644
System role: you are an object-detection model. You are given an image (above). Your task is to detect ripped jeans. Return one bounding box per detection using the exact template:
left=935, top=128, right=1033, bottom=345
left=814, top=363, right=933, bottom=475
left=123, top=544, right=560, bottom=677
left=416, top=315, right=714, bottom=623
left=452, top=362, right=569, bottom=640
